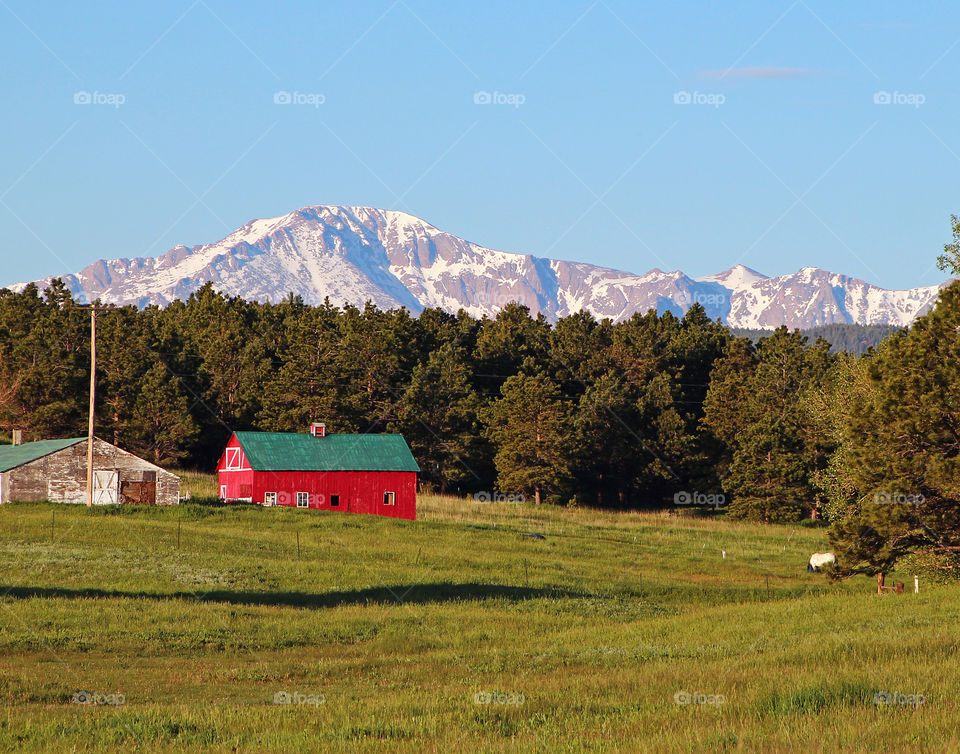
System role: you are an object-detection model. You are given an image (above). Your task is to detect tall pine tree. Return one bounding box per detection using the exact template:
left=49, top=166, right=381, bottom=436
left=485, top=371, right=570, bottom=504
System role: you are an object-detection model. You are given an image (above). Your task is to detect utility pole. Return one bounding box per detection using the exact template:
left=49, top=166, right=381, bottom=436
left=74, top=305, right=103, bottom=507
left=86, top=307, right=96, bottom=507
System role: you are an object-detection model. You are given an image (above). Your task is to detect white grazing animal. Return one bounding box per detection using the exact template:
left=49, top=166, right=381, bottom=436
left=808, top=552, right=836, bottom=572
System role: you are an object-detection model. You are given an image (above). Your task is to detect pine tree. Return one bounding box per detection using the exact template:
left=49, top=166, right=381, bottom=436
left=829, top=282, right=960, bottom=579
left=95, top=306, right=153, bottom=447
left=334, top=303, right=405, bottom=430
left=572, top=373, right=640, bottom=507
left=936, top=214, right=960, bottom=274
left=391, top=343, right=486, bottom=494
left=548, top=310, right=612, bottom=395
left=703, top=328, right=833, bottom=521
left=130, top=362, right=198, bottom=466
left=474, top=303, right=550, bottom=395
left=11, top=282, right=89, bottom=439
left=805, top=353, right=876, bottom=523
left=259, top=302, right=344, bottom=431
left=180, top=283, right=268, bottom=429
left=484, top=372, right=570, bottom=504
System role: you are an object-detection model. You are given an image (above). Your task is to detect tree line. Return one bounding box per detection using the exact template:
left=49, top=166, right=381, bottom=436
left=0, top=279, right=731, bottom=507
left=732, top=323, right=899, bottom=354
left=1, top=214, right=959, bottom=581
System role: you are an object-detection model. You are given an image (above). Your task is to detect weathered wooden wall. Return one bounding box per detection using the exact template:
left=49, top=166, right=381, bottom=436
left=1, top=438, right=180, bottom=505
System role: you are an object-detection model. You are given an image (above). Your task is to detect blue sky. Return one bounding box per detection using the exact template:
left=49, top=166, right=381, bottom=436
left=1, top=0, right=957, bottom=290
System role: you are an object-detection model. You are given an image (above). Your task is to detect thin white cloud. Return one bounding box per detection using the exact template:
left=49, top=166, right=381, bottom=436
left=698, top=66, right=823, bottom=80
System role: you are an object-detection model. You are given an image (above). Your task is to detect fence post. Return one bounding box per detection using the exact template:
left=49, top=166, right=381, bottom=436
left=877, top=572, right=885, bottom=595
left=914, top=574, right=919, bottom=594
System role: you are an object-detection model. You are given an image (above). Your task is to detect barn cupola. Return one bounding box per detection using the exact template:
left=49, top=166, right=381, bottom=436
left=310, top=423, right=327, bottom=437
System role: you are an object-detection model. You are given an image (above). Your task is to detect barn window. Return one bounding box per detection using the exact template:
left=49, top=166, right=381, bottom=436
left=296, top=492, right=309, bottom=508
left=383, top=491, right=396, bottom=506
left=225, top=448, right=241, bottom=470
left=264, top=492, right=277, bottom=507
left=330, top=494, right=340, bottom=508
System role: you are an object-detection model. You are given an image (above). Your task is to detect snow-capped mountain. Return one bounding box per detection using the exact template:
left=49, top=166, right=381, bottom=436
left=7, top=205, right=949, bottom=329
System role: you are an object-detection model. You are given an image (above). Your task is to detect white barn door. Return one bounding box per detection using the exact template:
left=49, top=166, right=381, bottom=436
left=93, top=470, right=119, bottom=505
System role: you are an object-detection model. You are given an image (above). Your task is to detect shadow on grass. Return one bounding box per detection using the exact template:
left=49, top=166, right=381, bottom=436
left=0, top=582, right=590, bottom=609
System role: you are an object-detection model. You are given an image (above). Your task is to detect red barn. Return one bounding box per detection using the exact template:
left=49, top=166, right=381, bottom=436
left=215, top=425, right=419, bottom=520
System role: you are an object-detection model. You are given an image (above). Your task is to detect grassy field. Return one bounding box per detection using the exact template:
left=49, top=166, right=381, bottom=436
left=177, top=470, right=220, bottom=500
left=0, top=489, right=955, bottom=752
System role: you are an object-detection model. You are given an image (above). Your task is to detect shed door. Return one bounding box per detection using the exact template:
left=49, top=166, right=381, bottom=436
left=93, top=471, right=119, bottom=505
left=120, top=480, right=156, bottom=504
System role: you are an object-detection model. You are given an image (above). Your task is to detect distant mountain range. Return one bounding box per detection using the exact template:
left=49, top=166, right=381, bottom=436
left=8, top=205, right=949, bottom=329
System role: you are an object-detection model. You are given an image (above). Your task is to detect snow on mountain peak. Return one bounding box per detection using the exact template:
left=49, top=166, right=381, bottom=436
left=4, top=204, right=950, bottom=329
left=697, top=264, right=769, bottom=289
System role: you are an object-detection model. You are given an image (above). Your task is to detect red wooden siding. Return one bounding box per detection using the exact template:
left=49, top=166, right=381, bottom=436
left=215, top=434, right=254, bottom=499
left=253, top=469, right=415, bottom=520
left=216, top=434, right=416, bottom=520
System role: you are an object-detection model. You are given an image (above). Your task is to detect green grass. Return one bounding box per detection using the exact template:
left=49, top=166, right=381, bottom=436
left=0, top=495, right=955, bottom=752
left=176, top=470, right=219, bottom=499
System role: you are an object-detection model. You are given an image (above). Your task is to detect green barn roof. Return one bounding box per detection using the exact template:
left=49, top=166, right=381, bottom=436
left=0, top=437, right=86, bottom=473
left=233, top=432, right=420, bottom=473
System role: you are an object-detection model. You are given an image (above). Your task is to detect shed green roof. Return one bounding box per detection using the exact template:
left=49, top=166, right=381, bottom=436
left=233, top=432, right=420, bottom=472
left=0, top=437, right=86, bottom=473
